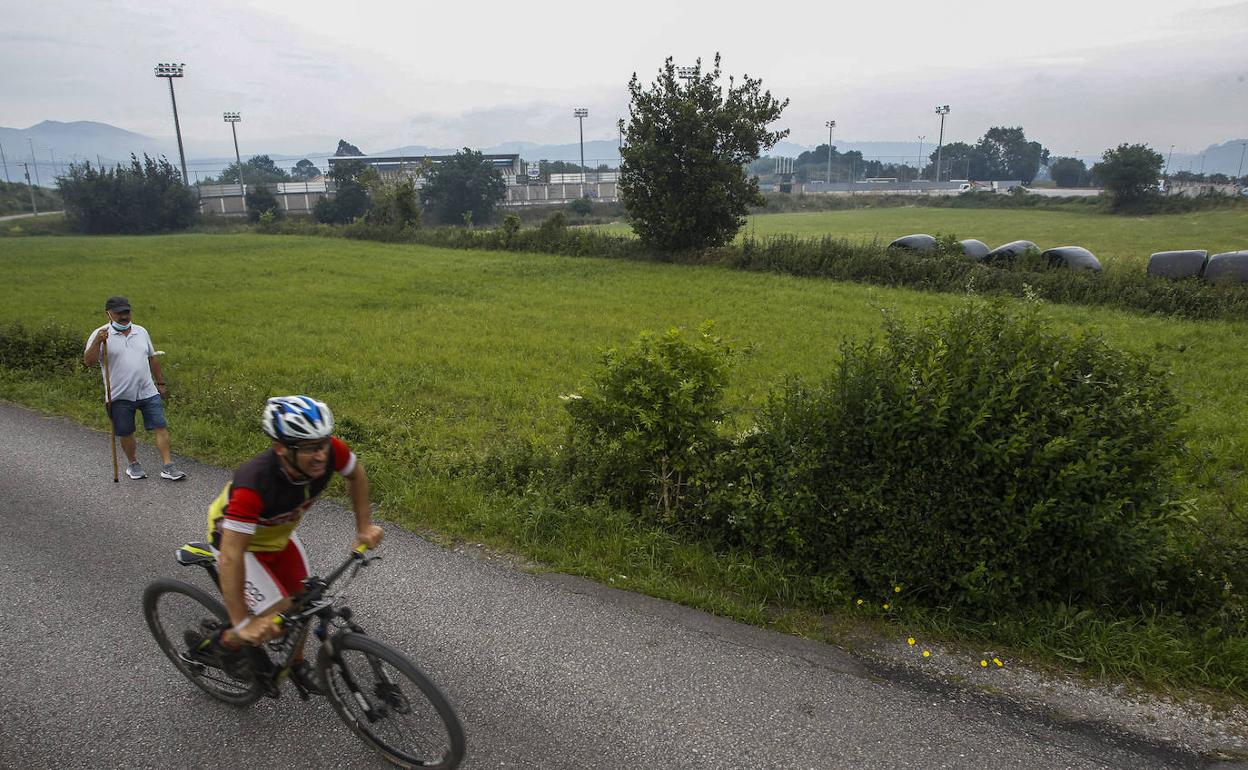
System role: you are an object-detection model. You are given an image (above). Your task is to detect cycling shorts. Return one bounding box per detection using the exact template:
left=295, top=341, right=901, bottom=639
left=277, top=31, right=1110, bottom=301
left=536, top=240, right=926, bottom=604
left=210, top=533, right=310, bottom=614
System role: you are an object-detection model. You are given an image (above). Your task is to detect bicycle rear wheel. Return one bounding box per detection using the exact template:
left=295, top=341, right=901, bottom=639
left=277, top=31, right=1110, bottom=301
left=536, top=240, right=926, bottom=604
left=319, top=632, right=465, bottom=769
left=142, top=577, right=264, bottom=706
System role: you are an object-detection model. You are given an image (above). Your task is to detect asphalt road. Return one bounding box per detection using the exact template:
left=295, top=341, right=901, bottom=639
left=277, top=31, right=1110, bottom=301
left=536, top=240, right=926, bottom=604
left=0, top=401, right=1211, bottom=769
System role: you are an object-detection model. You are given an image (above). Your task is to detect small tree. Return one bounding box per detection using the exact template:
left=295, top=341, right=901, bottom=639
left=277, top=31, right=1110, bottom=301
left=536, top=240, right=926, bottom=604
left=314, top=159, right=375, bottom=224
left=620, top=55, right=788, bottom=251
left=366, top=177, right=421, bottom=228
left=245, top=184, right=282, bottom=222
left=419, top=148, right=506, bottom=225
left=1093, top=144, right=1163, bottom=207
left=58, top=155, right=198, bottom=234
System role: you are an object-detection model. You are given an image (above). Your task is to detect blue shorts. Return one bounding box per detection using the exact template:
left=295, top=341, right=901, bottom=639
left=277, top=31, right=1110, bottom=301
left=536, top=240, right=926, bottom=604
left=109, top=395, right=168, bottom=436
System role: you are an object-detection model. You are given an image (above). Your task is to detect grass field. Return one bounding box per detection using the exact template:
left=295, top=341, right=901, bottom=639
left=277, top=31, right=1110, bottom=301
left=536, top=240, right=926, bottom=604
left=601, top=207, right=1248, bottom=271
left=4, top=233, right=1247, bottom=695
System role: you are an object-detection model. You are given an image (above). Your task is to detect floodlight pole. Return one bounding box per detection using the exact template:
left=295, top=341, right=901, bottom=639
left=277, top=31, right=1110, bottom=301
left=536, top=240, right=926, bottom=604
left=155, top=62, right=189, bottom=185
left=1165, top=144, right=1174, bottom=178
left=574, top=108, right=588, bottom=184
left=917, top=135, right=925, bottom=181
left=934, top=105, right=950, bottom=183
left=825, top=120, right=836, bottom=184
left=224, top=112, right=244, bottom=197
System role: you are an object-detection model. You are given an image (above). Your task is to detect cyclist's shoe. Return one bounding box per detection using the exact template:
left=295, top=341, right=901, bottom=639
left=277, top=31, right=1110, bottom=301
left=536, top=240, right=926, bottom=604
left=125, top=461, right=146, bottom=480
left=182, top=619, right=219, bottom=659
left=160, top=463, right=187, bottom=481
left=204, top=632, right=255, bottom=682
left=288, top=659, right=324, bottom=696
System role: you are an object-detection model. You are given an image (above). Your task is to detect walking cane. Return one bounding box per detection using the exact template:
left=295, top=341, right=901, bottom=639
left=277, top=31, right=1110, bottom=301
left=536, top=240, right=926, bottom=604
left=102, top=336, right=119, bottom=483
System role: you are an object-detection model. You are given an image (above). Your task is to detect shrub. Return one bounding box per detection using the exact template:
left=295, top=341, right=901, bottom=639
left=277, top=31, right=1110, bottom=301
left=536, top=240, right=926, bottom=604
left=560, top=324, right=733, bottom=522
left=568, top=197, right=594, bottom=216
left=0, top=322, right=85, bottom=374
left=707, top=298, right=1188, bottom=614
left=57, top=155, right=198, bottom=234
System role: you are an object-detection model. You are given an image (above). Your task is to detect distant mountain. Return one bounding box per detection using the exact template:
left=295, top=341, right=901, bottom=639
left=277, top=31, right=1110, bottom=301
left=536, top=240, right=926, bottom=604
left=0, top=121, right=174, bottom=170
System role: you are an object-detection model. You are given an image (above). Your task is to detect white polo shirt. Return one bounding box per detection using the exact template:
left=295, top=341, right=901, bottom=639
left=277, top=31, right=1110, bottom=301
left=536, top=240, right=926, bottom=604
left=85, top=324, right=159, bottom=403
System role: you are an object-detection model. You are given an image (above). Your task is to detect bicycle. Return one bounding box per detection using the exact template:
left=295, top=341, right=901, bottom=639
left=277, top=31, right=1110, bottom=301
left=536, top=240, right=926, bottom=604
left=142, top=542, right=466, bottom=769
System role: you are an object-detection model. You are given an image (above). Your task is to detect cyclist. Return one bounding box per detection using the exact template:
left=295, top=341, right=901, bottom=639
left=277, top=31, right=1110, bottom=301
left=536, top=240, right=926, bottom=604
left=193, top=395, right=384, bottom=692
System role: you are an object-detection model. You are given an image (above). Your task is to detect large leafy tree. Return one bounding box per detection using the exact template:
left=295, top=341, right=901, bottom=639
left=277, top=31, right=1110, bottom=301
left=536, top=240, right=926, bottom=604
left=208, top=154, right=291, bottom=186
left=290, top=159, right=321, bottom=179
left=1093, top=144, right=1163, bottom=207
left=619, top=54, right=788, bottom=251
left=1048, top=156, right=1088, bottom=188
left=975, top=127, right=1046, bottom=182
left=419, top=148, right=506, bottom=224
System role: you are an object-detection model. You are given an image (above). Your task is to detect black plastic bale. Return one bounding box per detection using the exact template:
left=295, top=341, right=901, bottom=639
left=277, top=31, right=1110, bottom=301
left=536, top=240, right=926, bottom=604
left=1147, top=250, right=1208, bottom=279
left=1204, top=251, right=1248, bottom=283
left=983, top=239, right=1039, bottom=266
left=888, top=234, right=938, bottom=254
left=1041, top=246, right=1102, bottom=272
left=958, top=239, right=990, bottom=260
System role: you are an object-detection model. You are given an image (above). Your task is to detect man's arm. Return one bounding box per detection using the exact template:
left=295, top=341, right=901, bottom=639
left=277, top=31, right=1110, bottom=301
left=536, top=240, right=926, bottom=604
left=148, top=356, right=167, bottom=398
left=344, top=463, right=383, bottom=549
left=83, top=328, right=107, bottom=367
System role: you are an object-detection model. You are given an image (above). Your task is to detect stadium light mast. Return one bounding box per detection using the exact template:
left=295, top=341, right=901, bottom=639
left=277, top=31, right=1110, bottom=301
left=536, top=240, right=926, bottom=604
left=154, top=62, right=189, bottom=185
left=917, top=135, right=925, bottom=180
left=825, top=120, right=836, bottom=184
left=1165, top=144, right=1175, bottom=178
left=223, top=112, right=244, bottom=197
left=933, top=105, right=950, bottom=182
left=574, top=108, right=588, bottom=183
left=676, top=66, right=697, bottom=84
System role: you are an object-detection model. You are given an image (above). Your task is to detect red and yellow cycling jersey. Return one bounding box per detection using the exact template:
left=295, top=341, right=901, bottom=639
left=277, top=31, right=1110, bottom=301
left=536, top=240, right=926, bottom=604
left=206, top=436, right=356, bottom=552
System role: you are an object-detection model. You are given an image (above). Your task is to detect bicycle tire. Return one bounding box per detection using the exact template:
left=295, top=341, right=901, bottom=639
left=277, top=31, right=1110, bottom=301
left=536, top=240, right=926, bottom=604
left=319, top=632, right=465, bottom=769
left=142, top=577, right=264, bottom=706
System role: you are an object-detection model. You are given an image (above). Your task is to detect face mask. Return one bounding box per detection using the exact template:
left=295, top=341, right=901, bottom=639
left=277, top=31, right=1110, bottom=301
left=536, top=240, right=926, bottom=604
left=111, top=320, right=131, bottom=331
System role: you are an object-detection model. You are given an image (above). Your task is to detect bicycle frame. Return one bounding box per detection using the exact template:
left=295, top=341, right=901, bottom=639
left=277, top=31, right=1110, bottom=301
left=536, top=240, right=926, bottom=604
left=175, top=542, right=376, bottom=700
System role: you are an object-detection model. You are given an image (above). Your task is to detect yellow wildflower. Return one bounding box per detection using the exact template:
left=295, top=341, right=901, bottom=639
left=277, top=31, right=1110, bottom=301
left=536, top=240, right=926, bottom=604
left=856, top=599, right=864, bottom=606
left=922, top=650, right=931, bottom=658
left=993, top=657, right=1004, bottom=667
left=907, top=637, right=916, bottom=646
left=980, top=660, right=988, bottom=668
left=882, top=603, right=890, bottom=610
left=894, top=586, right=902, bottom=593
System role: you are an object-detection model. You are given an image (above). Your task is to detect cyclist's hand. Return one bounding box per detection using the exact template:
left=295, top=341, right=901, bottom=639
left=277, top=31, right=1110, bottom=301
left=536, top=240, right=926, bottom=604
left=354, top=524, right=383, bottom=551
left=237, top=617, right=283, bottom=646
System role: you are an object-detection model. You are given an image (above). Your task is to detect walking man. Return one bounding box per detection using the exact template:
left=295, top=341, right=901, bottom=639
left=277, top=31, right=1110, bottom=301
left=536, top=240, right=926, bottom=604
left=83, top=295, right=186, bottom=481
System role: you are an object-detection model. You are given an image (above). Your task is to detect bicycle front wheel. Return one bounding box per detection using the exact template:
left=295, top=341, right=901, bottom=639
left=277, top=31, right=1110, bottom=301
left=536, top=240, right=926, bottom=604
left=319, top=632, right=465, bottom=769
left=142, top=577, right=264, bottom=706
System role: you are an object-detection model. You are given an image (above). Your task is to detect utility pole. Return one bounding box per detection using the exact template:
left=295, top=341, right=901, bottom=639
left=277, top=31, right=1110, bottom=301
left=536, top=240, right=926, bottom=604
left=1238, top=142, right=1247, bottom=183
left=22, top=163, right=38, bottom=215
left=154, top=62, right=189, bottom=185
left=933, top=105, right=950, bottom=183
left=0, top=141, right=9, bottom=182
left=224, top=112, right=244, bottom=197
left=574, top=108, right=588, bottom=184
left=1165, top=144, right=1175, bottom=178
left=825, top=120, right=836, bottom=184
left=28, top=138, right=41, bottom=187
left=917, top=135, right=925, bottom=180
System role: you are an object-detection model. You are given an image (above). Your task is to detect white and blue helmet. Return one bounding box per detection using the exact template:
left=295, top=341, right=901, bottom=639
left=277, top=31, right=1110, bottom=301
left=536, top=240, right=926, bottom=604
left=262, top=396, right=334, bottom=444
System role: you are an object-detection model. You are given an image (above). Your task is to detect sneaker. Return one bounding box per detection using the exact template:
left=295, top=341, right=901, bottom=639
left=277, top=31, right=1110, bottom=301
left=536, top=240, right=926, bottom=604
left=125, top=461, right=146, bottom=480
left=160, top=463, right=187, bottom=481
left=288, top=659, right=324, bottom=696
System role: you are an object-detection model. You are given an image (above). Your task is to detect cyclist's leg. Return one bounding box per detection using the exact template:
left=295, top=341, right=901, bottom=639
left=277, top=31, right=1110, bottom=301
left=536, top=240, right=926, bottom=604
left=253, top=534, right=312, bottom=661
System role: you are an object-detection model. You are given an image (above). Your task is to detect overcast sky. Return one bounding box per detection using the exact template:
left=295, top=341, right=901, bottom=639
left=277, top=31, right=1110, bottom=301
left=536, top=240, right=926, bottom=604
left=3, top=0, right=1246, bottom=156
